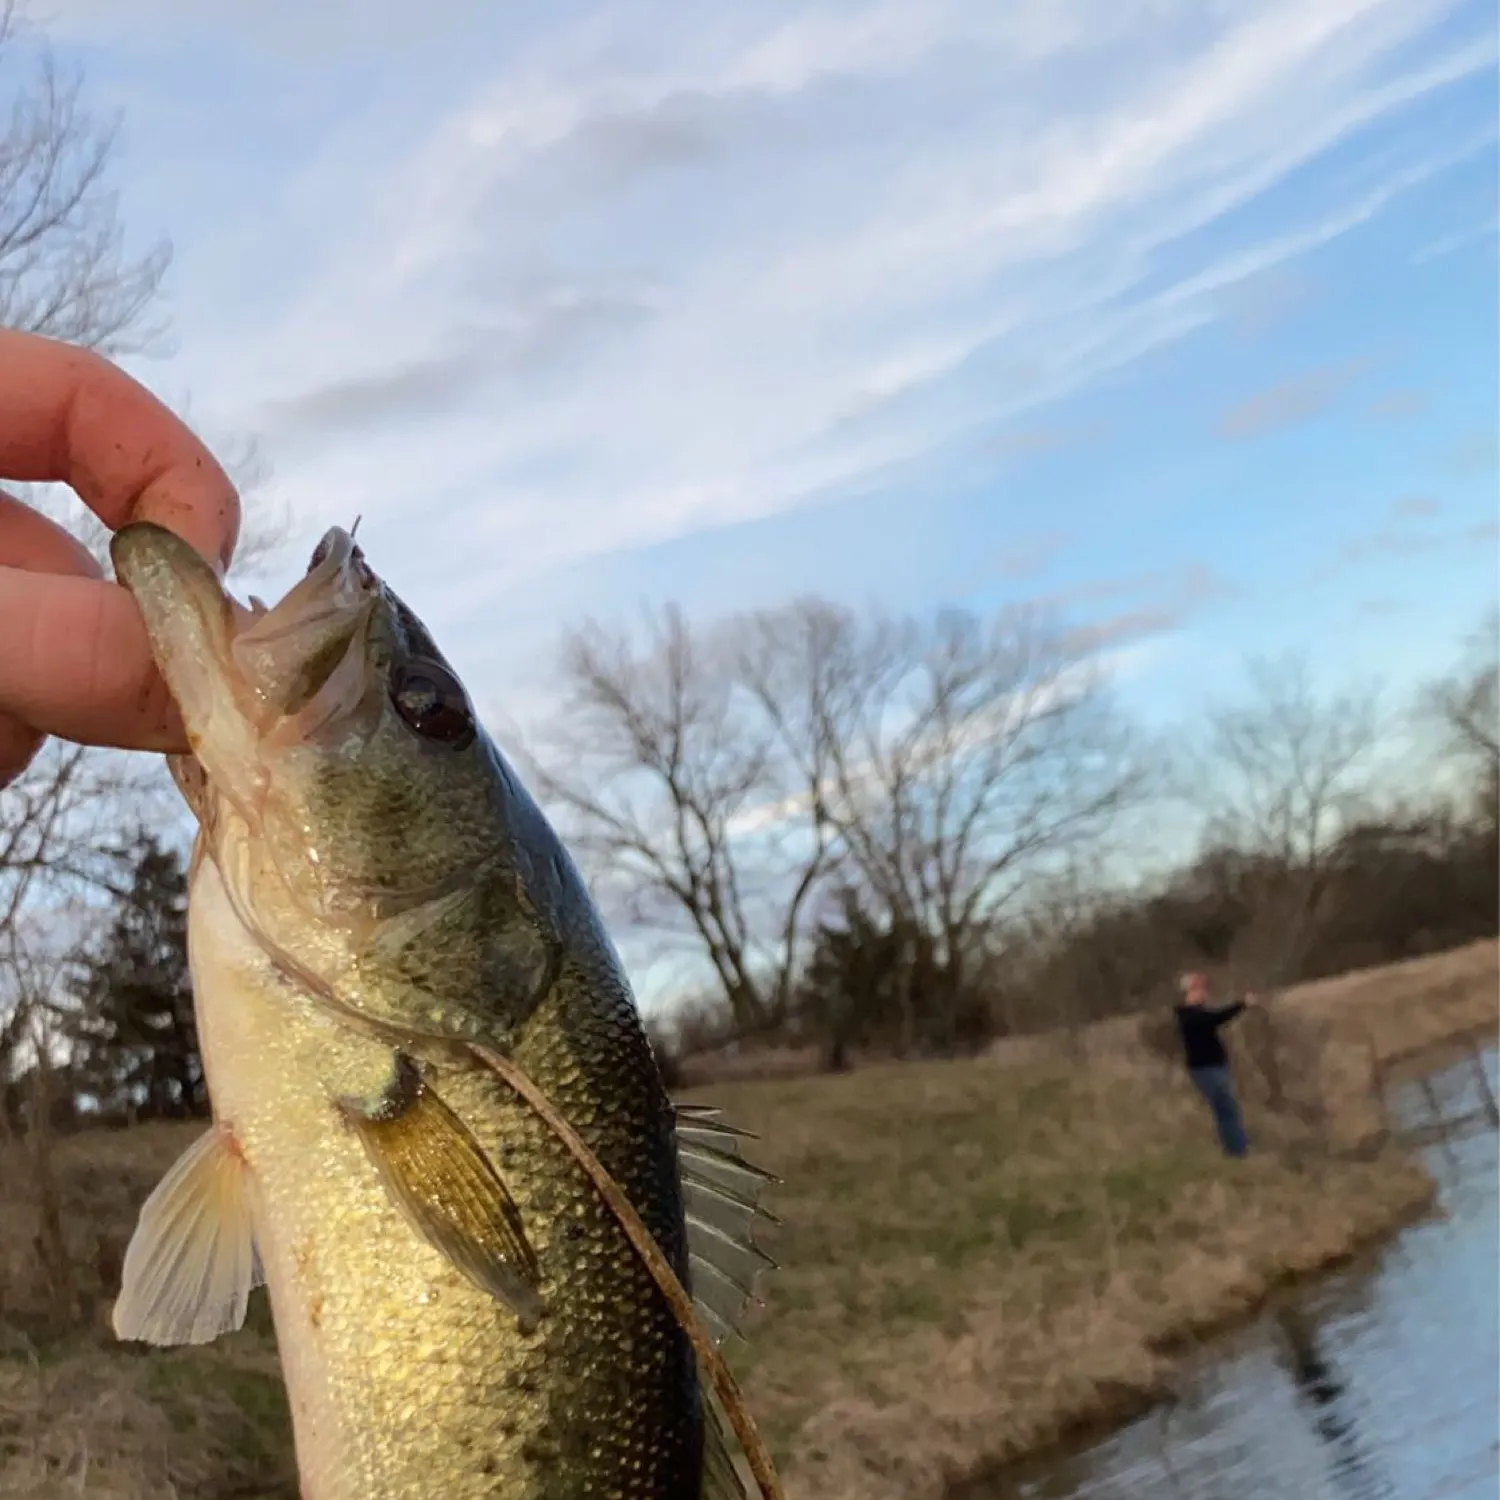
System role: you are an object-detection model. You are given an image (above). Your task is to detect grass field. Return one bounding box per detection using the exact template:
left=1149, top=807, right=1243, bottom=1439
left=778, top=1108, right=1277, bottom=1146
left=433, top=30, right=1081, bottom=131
left=0, top=942, right=1492, bottom=1499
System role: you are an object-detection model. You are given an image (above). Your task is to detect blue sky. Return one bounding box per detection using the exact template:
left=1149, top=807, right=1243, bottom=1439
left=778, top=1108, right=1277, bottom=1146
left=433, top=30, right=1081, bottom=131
left=28, top=0, right=1500, bottom=743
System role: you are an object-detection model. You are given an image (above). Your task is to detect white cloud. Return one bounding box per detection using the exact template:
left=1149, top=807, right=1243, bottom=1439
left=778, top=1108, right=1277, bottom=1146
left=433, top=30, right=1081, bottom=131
left=1413, top=208, right=1500, bottom=260
left=35, top=0, right=491, bottom=55
left=46, top=0, right=1495, bottom=659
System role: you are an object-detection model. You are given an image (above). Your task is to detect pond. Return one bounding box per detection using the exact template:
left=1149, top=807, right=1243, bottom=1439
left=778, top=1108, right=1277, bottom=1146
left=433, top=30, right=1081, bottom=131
left=990, top=1046, right=1500, bottom=1500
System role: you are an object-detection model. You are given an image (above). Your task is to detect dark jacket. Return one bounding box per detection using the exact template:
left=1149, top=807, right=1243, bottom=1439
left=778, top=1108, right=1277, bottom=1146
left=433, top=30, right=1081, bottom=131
left=1174, top=1000, right=1245, bottom=1071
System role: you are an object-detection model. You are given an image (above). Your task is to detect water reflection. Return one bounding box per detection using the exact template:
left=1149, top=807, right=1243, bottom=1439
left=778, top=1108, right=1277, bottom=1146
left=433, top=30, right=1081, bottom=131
left=1273, top=1303, right=1396, bottom=1500
left=991, top=1048, right=1500, bottom=1500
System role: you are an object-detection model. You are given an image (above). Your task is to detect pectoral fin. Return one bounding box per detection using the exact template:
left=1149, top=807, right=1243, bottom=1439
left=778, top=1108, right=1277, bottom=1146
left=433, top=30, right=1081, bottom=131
left=339, top=1054, right=544, bottom=1332
left=112, top=1124, right=264, bottom=1347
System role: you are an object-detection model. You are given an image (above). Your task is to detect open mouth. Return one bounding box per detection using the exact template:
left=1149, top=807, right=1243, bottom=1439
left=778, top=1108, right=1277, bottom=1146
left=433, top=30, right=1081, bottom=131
left=111, top=521, right=383, bottom=760
left=229, top=527, right=380, bottom=733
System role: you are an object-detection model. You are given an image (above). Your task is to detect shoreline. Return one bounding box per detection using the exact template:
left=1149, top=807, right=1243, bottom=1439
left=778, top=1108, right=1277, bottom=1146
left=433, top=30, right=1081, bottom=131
left=945, top=1164, right=1444, bottom=1500
left=714, top=978, right=1488, bottom=1494
left=737, top=1092, right=1442, bottom=1500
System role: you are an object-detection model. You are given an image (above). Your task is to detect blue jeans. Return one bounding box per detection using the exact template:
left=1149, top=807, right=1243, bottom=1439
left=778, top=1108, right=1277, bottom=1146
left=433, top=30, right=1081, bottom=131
left=1189, top=1065, right=1249, bottom=1157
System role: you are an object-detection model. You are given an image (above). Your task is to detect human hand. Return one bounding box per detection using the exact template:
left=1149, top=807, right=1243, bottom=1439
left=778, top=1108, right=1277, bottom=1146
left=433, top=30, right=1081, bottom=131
left=0, top=330, right=240, bottom=787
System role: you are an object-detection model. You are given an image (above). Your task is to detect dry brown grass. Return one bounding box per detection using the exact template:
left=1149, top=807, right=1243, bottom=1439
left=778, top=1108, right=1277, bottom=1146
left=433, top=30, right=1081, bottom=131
left=1282, top=939, right=1498, bottom=1060
left=708, top=1055, right=1433, bottom=1500
left=0, top=1332, right=293, bottom=1499
left=0, top=1124, right=297, bottom=1499
left=991, top=939, right=1498, bottom=1067
left=0, top=943, right=1489, bottom=1499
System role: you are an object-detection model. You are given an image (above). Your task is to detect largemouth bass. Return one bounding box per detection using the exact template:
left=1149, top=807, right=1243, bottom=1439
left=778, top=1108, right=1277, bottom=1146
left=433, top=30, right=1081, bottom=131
left=108, top=522, right=778, bottom=1500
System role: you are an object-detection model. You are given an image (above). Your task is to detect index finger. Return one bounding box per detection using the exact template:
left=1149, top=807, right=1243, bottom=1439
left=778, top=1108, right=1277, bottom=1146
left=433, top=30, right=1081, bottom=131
left=0, top=329, right=240, bottom=568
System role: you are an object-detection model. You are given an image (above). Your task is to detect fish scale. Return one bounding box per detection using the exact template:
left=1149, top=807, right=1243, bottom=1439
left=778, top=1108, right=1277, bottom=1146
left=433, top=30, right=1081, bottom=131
left=107, top=521, right=779, bottom=1500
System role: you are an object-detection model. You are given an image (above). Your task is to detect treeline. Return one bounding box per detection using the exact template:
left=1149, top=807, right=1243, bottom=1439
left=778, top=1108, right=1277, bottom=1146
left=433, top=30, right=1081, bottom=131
left=1, top=599, right=1493, bottom=1126
left=676, top=804, right=1497, bottom=1077
left=513, top=604, right=1496, bottom=1079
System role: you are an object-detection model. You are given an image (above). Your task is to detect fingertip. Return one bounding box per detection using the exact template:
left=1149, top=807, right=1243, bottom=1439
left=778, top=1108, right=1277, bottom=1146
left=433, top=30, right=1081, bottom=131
left=0, top=567, right=188, bottom=756
left=0, top=331, right=242, bottom=573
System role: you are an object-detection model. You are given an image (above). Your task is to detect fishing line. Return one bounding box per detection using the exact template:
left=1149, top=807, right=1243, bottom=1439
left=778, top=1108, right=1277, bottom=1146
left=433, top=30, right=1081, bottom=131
left=470, top=1042, right=787, bottom=1500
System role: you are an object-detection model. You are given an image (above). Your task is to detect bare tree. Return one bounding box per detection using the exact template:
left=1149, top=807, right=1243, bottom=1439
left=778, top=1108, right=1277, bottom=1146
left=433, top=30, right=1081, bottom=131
left=776, top=604, right=1143, bottom=1050
left=1422, top=608, right=1499, bottom=831
left=519, top=606, right=837, bottom=1037
left=524, top=597, right=1143, bottom=1050
left=1012, top=855, right=1119, bottom=1051
left=0, top=746, right=163, bottom=975
left=1189, top=652, right=1382, bottom=984
left=0, top=1, right=170, bottom=353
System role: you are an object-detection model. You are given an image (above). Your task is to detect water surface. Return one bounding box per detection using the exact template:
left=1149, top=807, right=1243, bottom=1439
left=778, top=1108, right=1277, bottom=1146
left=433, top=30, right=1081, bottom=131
left=993, top=1047, right=1500, bottom=1500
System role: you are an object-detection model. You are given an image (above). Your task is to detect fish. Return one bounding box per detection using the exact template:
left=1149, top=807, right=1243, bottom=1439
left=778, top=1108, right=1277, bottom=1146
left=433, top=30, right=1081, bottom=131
left=107, top=521, right=781, bottom=1500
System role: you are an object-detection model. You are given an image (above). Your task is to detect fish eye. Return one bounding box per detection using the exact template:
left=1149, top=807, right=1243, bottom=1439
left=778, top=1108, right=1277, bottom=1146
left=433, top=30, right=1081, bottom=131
left=389, top=660, right=476, bottom=749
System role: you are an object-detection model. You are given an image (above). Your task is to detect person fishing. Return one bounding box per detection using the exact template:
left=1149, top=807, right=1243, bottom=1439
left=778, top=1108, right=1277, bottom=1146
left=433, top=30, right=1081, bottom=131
left=1175, top=969, right=1257, bottom=1158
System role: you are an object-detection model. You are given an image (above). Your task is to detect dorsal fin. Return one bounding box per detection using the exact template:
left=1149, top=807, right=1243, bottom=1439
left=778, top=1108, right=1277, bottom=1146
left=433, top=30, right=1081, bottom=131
left=702, top=1384, right=759, bottom=1500
left=675, top=1103, right=779, bottom=1351
left=675, top=1103, right=780, bottom=1498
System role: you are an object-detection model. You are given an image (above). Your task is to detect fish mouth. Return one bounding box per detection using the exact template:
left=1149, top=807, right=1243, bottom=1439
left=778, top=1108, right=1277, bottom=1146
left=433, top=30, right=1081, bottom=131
left=112, top=522, right=382, bottom=775
left=231, top=527, right=381, bottom=740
